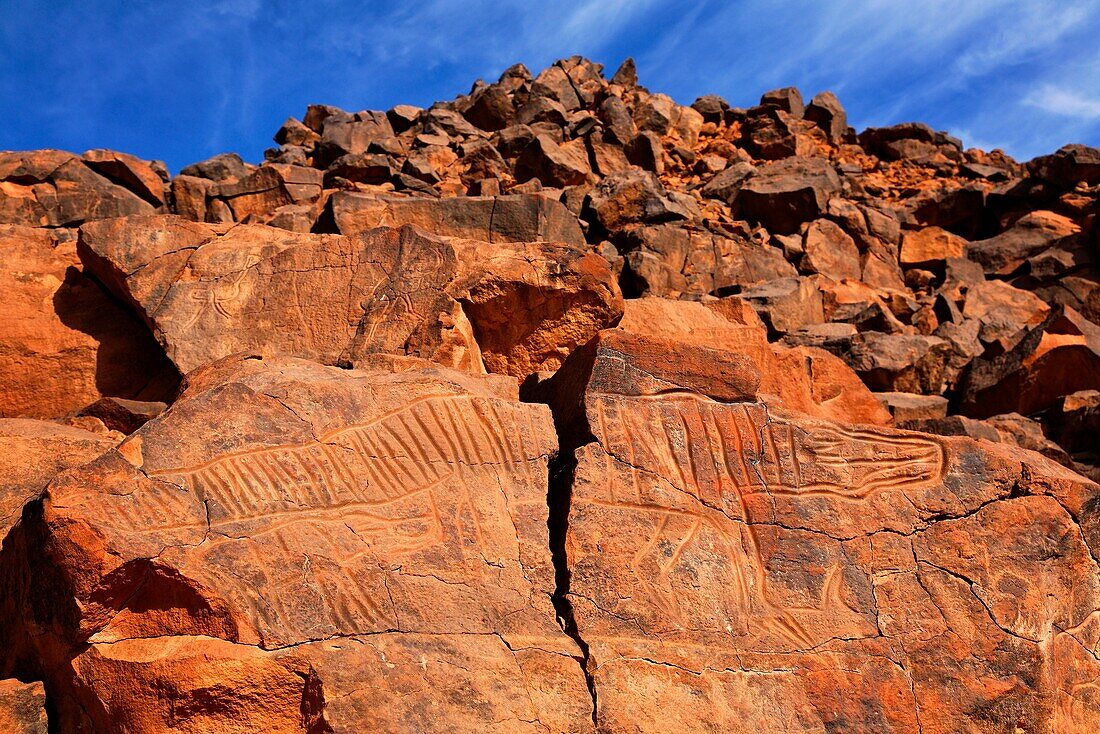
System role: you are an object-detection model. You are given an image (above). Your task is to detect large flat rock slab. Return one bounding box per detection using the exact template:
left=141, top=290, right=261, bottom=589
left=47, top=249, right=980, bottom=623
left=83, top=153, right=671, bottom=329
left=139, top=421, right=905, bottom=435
left=539, top=321, right=1100, bottom=732
left=0, top=419, right=117, bottom=539
left=327, top=191, right=586, bottom=247
left=0, top=680, right=47, bottom=734
left=78, top=215, right=621, bottom=378
left=1, top=354, right=592, bottom=731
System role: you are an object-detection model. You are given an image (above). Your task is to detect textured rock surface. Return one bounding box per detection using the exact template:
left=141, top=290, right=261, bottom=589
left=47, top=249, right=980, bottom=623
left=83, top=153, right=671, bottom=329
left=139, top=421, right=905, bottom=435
left=2, top=355, right=592, bottom=732
left=326, top=191, right=586, bottom=246
left=0, top=225, right=179, bottom=417
left=0, top=150, right=160, bottom=227
left=539, top=327, right=1100, bottom=733
left=616, top=297, right=890, bottom=426
left=0, top=680, right=47, bottom=734
left=0, top=419, right=116, bottom=537
left=78, top=215, right=622, bottom=378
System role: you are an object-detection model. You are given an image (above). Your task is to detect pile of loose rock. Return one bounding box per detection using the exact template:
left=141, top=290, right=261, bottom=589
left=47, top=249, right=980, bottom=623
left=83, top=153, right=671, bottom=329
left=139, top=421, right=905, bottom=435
left=0, top=57, right=1098, bottom=732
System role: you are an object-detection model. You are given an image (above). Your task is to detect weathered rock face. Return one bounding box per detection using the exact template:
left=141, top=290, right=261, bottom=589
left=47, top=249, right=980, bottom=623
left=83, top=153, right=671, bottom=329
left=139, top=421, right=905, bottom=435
left=0, top=419, right=119, bottom=721
left=844, top=332, right=952, bottom=394
left=0, top=680, right=47, bottom=734
left=615, top=297, right=890, bottom=426
left=0, top=224, right=180, bottom=418
left=958, top=307, right=1100, bottom=418
left=325, top=191, right=586, bottom=246
left=2, top=355, right=593, bottom=732
left=900, top=226, right=968, bottom=268
left=539, top=327, right=1100, bottom=732
left=78, top=215, right=622, bottom=378
left=737, top=157, right=841, bottom=234
left=616, top=224, right=795, bottom=298
left=76, top=397, right=166, bottom=435
left=968, top=210, right=1080, bottom=277
left=0, top=150, right=161, bottom=227
left=0, top=418, right=116, bottom=543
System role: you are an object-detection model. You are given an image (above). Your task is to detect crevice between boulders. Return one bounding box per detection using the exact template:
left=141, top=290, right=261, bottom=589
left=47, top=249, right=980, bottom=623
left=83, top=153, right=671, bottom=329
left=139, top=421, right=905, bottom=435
left=545, top=447, right=598, bottom=728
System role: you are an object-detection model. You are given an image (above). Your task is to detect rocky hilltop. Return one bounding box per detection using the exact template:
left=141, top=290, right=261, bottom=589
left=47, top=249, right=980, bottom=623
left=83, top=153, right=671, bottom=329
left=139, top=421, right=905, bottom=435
left=1, top=56, right=1099, bottom=732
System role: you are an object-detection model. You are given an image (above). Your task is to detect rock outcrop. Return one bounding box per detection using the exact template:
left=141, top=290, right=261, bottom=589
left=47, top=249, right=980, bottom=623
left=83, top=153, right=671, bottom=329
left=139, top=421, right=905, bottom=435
left=1, top=55, right=1098, bottom=731
left=0, top=679, right=47, bottom=734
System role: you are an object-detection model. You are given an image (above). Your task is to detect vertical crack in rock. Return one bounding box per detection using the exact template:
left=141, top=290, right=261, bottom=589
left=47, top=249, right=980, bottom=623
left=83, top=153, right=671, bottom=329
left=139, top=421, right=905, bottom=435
left=486, top=194, right=498, bottom=244
left=546, top=447, right=599, bottom=728
left=298, top=667, right=334, bottom=734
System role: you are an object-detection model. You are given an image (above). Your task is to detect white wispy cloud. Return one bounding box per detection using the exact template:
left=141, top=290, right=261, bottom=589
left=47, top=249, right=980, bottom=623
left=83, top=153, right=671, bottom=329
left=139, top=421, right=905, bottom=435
left=953, top=2, right=1087, bottom=77
left=1024, top=84, right=1100, bottom=119
left=557, top=0, right=657, bottom=51
left=634, top=0, right=1099, bottom=158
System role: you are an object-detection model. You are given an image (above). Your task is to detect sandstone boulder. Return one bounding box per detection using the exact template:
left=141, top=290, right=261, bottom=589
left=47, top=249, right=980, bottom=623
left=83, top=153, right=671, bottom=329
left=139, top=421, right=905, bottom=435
left=463, top=84, right=516, bottom=132
left=211, top=163, right=324, bottom=223
left=77, top=397, right=167, bottom=435
left=737, top=156, right=841, bottom=234
left=78, top=216, right=622, bottom=378
left=0, top=150, right=155, bottom=227
left=900, top=226, right=968, bottom=268
left=537, top=322, right=1100, bottom=732
left=314, top=110, right=395, bottom=168
left=800, top=218, right=860, bottom=281
left=1047, top=390, right=1100, bottom=457
left=859, top=123, right=960, bottom=161
left=961, top=279, right=1051, bottom=354
left=804, top=91, right=847, bottom=141
left=614, top=298, right=889, bottom=426
left=896, top=184, right=986, bottom=237
left=1027, top=143, right=1100, bottom=188
left=587, top=168, right=698, bottom=232
left=843, top=332, right=952, bottom=393
left=0, top=224, right=179, bottom=417
left=81, top=149, right=168, bottom=208
left=958, top=307, right=1100, bottom=418
left=898, top=415, right=1004, bottom=442
left=0, top=354, right=594, bottom=732
left=325, top=191, right=585, bottom=246
left=968, top=210, right=1080, bottom=277
left=985, top=413, right=1073, bottom=466
left=179, top=152, right=249, bottom=182
left=514, top=135, right=591, bottom=187
left=760, top=87, right=805, bottom=116
left=818, top=278, right=909, bottom=334
left=0, top=418, right=116, bottom=540
left=874, top=391, right=949, bottom=423
left=740, top=276, right=825, bottom=336
left=699, top=161, right=756, bottom=203
left=742, top=108, right=819, bottom=160
left=617, top=224, right=795, bottom=298
left=0, top=680, right=46, bottom=734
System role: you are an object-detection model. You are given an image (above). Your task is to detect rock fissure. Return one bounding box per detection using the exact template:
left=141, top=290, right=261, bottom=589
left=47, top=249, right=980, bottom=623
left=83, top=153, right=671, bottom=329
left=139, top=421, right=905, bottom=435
left=544, top=448, right=600, bottom=728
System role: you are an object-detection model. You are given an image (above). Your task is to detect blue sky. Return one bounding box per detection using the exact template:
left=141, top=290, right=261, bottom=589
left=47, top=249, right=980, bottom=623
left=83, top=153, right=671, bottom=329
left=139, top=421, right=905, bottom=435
left=2, top=1, right=1097, bottom=173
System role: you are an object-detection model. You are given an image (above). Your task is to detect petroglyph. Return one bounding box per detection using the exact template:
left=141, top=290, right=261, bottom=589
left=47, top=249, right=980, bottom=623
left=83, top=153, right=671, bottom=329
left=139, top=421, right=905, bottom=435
left=179, top=252, right=264, bottom=331
left=103, top=392, right=548, bottom=639
left=144, top=393, right=535, bottom=535
left=583, top=393, right=940, bottom=648
left=593, top=393, right=945, bottom=505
